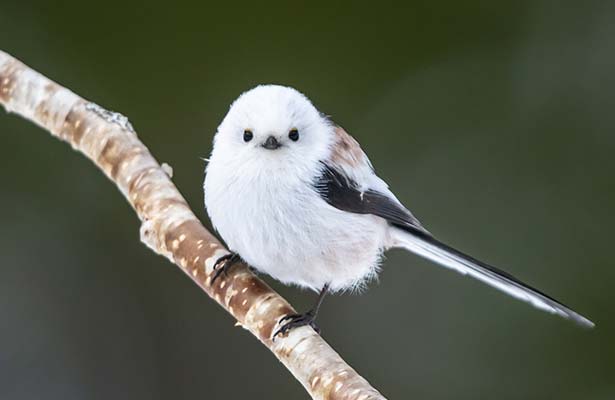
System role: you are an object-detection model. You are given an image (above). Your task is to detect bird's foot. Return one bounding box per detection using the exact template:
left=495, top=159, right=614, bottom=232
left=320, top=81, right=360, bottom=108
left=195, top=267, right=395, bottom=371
left=274, top=311, right=320, bottom=339
left=211, top=252, right=241, bottom=284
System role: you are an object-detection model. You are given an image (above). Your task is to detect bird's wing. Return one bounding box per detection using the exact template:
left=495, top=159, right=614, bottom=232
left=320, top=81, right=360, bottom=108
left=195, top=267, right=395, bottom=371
left=321, top=126, right=429, bottom=233
left=314, top=161, right=429, bottom=234
left=314, top=126, right=594, bottom=328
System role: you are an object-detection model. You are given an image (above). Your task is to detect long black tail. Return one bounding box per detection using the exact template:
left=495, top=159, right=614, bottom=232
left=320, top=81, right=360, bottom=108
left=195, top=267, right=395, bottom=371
left=391, top=225, right=594, bottom=328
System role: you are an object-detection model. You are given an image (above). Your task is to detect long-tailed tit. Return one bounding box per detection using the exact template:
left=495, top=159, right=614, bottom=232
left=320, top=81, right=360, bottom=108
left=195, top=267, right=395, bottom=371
left=204, top=85, right=593, bottom=336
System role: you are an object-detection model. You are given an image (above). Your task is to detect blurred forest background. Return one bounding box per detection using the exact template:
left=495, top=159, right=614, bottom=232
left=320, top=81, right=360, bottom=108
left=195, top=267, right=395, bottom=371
left=1, top=1, right=613, bottom=399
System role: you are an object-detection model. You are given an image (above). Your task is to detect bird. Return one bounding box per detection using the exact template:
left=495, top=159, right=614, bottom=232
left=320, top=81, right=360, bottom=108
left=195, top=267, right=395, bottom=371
left=203, top=84, right=594, bottom=337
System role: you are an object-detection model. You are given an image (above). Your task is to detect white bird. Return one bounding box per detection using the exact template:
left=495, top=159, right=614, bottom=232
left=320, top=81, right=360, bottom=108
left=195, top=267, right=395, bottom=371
left=203, top=84, right=594, bottom=336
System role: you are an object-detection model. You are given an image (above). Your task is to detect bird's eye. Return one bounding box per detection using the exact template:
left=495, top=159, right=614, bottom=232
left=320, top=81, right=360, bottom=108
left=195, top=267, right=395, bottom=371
left=288, top=129, right=299, bottom=141
left=243, top=129, right=253, bottom=142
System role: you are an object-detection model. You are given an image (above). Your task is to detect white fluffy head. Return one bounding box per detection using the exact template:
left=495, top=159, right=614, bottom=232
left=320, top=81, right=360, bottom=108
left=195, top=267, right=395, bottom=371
left=210, top=85, right=333, bottom=173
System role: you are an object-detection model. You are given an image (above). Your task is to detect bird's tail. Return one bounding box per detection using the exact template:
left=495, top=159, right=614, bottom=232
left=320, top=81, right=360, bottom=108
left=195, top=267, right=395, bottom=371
left=390, top=225, right=594, bottom=328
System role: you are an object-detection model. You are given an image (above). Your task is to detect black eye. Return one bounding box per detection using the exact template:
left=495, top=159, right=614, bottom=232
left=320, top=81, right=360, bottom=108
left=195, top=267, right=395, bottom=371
left=288, top=129, right=299, bottom=141
left=243, top=129, right=253, bottom=142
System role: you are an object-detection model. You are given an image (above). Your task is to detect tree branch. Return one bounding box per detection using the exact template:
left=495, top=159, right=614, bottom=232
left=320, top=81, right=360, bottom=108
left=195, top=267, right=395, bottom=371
left=0, top=50, right=386, bottom=400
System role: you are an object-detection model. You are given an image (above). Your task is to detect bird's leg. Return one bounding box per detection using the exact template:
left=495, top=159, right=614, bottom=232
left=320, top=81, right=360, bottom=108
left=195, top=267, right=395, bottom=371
left=274, top=284, right=329, bottom=338
left=211, top=252, right=242, bottom=284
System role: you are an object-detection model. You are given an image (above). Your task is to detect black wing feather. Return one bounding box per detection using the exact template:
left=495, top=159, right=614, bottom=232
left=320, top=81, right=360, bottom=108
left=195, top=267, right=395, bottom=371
left=314, top=163, right=427, bottom=233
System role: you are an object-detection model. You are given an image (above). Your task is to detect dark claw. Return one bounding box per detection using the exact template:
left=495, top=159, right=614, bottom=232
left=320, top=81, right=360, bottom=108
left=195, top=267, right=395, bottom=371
left=273, top=285, right=328, bottom=339
left=211, top=252, right=241, bottom=284
left=274, top=311, right=320, bottom=339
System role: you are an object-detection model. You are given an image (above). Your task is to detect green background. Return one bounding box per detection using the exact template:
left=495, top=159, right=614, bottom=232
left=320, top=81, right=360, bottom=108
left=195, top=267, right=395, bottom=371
left=1, top=2, right=613, bottom=399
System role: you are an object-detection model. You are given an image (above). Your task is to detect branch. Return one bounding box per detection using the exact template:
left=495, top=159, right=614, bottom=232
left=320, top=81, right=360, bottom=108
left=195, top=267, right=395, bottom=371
left=0, top=50, right=386, bottom=400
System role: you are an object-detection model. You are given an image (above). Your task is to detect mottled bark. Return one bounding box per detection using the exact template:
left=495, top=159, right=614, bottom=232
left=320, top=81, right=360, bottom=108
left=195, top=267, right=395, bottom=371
left=0, top=50, right=386, bottom=400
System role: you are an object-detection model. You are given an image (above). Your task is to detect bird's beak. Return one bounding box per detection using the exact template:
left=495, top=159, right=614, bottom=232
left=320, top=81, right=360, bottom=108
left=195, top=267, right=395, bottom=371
left=262, top=135, right=281, bottom=150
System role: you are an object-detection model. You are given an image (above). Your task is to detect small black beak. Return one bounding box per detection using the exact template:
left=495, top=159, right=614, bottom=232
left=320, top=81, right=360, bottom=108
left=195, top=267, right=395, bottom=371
left=262, top=136, right=281, bottom=150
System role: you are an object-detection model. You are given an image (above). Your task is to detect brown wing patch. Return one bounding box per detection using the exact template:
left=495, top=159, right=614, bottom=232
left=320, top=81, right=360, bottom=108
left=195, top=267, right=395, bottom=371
left=329, top=126, right=371, bottom=170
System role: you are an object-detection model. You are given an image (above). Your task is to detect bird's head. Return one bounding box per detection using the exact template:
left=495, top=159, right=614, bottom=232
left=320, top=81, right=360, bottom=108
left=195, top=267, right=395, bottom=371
left=211, top=85, right=333, bottom=170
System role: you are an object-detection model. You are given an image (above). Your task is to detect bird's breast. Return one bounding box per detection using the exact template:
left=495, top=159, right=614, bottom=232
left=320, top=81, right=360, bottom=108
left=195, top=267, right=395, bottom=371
left=204, top=162, right=388, bottom=291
